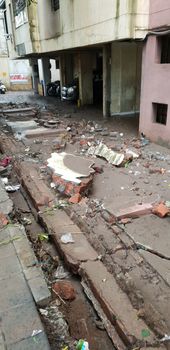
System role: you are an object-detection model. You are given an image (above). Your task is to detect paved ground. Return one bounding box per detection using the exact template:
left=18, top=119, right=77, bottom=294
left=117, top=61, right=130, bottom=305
left=0, top=179, right=50, bottom=350
left=0, top=90, right=170, bottom=348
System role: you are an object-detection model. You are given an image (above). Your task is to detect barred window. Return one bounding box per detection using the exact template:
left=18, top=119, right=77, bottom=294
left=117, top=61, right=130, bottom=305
left=12, top=0, right=26, bottom=16
left=51, top=0, right=60, bottom=11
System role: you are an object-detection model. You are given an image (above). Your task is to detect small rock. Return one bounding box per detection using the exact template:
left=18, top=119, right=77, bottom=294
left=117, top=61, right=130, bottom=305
left=52, top=281, right=76, bottom=301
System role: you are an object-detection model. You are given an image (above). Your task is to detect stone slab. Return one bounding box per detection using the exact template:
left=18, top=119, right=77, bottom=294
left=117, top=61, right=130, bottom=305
left=0, top=302, right=43, bottom=345
left=40, top=210, right=98, bottom=273
left=28, top=276, right=51, bottom=307
left=0, top=254, right=22, bottom=281
left=25, top=127, right=66, bottom=138
left=141, top=250, right=170, bottom=286
left=2, top=108, right=34, bottom=114
left=0, top=273, right=32, bottom=311
left=80, top=260, right=154, bottom=347
left=127, top=215, right=170, bottom=257
left=7, top=120, right=38, bottom=133
left=8, top=332, right=50, bottom=350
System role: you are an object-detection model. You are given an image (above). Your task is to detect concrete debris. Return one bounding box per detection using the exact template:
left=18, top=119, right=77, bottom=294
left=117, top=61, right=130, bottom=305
left=47, top=152, right=94, bottom=184
left=87, top=142, right=124, bottom=166
left=152, top=202, right=170, bottom=218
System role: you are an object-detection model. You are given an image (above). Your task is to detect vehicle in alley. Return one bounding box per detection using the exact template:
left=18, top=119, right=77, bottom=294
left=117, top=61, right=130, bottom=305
left=0, top=81, right=6, bottom=94
left=47, top=80, right=60, bottom=97
left=61, top=78, right=79, bottom=102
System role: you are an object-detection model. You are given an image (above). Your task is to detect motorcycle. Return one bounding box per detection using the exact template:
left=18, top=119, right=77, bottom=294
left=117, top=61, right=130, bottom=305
left=0, top=81, right=6, bottom=94
left=47, top=80, right=60, bottom=97
left=61, top=78, right=79, bottom=102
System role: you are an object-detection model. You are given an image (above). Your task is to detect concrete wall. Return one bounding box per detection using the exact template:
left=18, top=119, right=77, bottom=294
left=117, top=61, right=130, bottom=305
left=139, top=35, right=170, bottom=145
left=6, top=0, right=150, bottom=58
left=149, top=0, right=170, bottom=29
left=139, top=1, right=170, bottom=145
left=111, top=42, right=142, bottom=116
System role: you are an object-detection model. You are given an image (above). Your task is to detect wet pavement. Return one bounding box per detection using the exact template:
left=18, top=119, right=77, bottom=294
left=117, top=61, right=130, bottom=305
left=0, top=90, right=170, bottom=349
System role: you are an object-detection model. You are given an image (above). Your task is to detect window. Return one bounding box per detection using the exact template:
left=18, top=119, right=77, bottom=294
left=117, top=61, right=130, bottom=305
left=51, top=0, right=60, bottom=11
left=159, top=36, right=170, bottom=63
left=12, top=0, right=26, bottom=16
left=153, top=103, right=167, bottom=125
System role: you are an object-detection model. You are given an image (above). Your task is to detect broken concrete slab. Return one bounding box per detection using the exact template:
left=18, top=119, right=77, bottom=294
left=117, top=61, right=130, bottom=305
left=25, top=127, right=66, bottom=138
left=6, top=120, right=38, bottom=133
left=141, top=250, right=170, bottom=286
left=80, top=260, right=155, bottom=347
left=47, top=152, right=94, bottom=184
left=39, top=210, right=98, bottom=273
left=127, top=215, right=170, bottom=258
left=2, top=107, right=35, bottom=114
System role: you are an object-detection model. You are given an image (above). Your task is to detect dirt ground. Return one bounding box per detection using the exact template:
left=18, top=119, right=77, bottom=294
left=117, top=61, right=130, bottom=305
left=0, top=91, right=170, bottom=348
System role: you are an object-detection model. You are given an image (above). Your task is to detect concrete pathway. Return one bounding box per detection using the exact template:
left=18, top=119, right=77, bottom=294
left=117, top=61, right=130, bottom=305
left=0, top=179, right=50, bottom=350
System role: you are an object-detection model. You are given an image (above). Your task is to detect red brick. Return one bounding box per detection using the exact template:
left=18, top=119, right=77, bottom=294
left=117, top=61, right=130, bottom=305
left=152, top=202, right=170, bottom=218
left=52, top=281, right=76, bottom=301
left=52, top=174, right=93, bottom=197
left=69, top=193, right=82, bottom=204
left=112, top=203, right=153, bottom=219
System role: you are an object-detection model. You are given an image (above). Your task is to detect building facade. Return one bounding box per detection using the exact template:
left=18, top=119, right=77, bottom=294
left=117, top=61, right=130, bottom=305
left=139, top=0, right=170, bottom=146
left=5, top=0, right=150, bottom=115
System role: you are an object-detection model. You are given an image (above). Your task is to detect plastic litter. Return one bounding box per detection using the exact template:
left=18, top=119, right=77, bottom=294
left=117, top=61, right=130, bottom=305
left=76, top=340, right=89, bottom=350
left=60, top=233, right=74, bottom=244
left=54, top=265, right=70, bottom=279
left=87, top=142, right=124, bottom=166
left=31, top=329, right=43, bottom=337
left=5, top=184, right=20, bottom=192
left=0, top=156, right=12, bottom=167
left=1, top=177, right=8, bottom=185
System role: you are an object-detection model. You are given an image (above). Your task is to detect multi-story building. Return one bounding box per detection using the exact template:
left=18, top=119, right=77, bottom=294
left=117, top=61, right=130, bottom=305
left=0, top=0, right=32, bottom=90
left=5, top=0, right=149, bottom=116
left=6, top=0, right=170, bottom=145
left=140, top=0, right=170, bottom=145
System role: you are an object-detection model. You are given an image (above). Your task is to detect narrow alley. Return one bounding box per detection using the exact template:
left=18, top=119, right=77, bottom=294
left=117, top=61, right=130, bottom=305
left=0, top=91, right=169, bottom=350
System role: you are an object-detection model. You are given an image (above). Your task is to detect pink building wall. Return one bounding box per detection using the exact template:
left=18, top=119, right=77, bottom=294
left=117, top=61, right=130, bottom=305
left=139, top=0, right=170, bottom=145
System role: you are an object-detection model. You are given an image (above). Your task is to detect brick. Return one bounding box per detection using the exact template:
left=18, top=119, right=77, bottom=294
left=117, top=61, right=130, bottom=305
left=80, top=261, right=154, bottom=347
left=52, top=281, right=76, bottom=301
left=8, top=332, right=50, bottom=350
left=28, top=276, right=51, bottom=307
left=112, top=203, right=153, bottom=219
left=25, top=127, right=66, bottom=138
left=52, top=174, right=93, bottom=197
left=0, top=213, right=8, bottom=228
left=152, top=202, right=170, bottom=218
left=69, top=193, right=82, bottom=204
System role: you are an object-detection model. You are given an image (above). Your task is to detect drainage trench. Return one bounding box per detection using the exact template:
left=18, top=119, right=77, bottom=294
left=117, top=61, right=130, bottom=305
left=8, top=176, right=114, bottom=350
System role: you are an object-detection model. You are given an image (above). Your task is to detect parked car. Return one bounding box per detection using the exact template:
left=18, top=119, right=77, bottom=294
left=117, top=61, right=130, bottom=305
left=47, top=80, right=60, bottom=97
left=0, top=81, right=6, bottom=94
left=61, top=78, right=79, bottom=102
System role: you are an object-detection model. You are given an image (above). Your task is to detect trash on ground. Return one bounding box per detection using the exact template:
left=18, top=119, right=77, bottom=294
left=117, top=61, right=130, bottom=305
left=76, top=339, right=89, bottom=350
left=5, top=184, right=20, bottom=192
left=87, top=143, right=124, bottom=166
left=22, top=217, right=32, bottom=225
left=38, top=233, right=49, bottom=241
left=60, top=233, right=74, bottom=244
left=39, top=308, right=48, bottom=317
left=0, top=156, right=12, bottom=167
left=31, top=329, right=43, bottom=337
left=47, top=152, right=94, bottom=184
left=0, top=177, right=8, bottom=185
left=52, top=281, right=76, bottom=301
left=54, top=265, right=70, bottom=280
left=125, top=149, right=139, bottom=159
